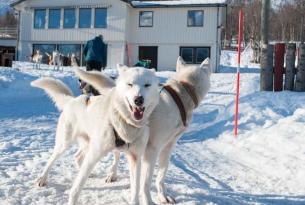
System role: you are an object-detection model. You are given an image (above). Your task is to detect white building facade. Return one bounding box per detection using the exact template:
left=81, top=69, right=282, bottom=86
left=12, top=0, right=227, bottom=71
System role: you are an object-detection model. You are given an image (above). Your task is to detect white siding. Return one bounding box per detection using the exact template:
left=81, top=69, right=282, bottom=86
left=127, top=7, right=223, bottom=71
left=18, top=0, right=128, bottom=42
left=128, top=7, right=218, bottom=44
left=15, top=0, right=226, bottom=71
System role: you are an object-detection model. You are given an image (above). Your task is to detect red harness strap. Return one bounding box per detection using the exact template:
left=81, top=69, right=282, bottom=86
left=163, top=85, right=187, bottom=127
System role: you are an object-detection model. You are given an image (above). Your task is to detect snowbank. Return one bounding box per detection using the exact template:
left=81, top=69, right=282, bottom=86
left=1, top=57, right=305, bottom=204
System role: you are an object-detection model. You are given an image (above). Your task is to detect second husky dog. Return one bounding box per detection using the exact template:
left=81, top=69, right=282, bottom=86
left=76, top=57, right=211, bottom=204
left=31, top=65, right=160, bottom=205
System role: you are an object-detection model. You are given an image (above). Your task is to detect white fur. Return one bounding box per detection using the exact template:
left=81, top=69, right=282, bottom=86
left=31, top=77, right=74, bottom=111
left=32, top=50, right=43, bottom=70
left=70, top=53, right=79, bottom=67
left=52, top=50, right=63, bottom=71
left=75, top=68, right=115, bottom=96
left=77, top=57, right=211, bottom=204
left=32, top=66, right=160, bottom=205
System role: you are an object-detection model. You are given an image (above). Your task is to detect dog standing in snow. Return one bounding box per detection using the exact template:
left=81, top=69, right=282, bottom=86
left=32, top=50, right=43, bottom=70
left=70, top=53, right=79, bottom=67
left=31, top=65, right=160, bottom=205
left=77, top=57, right=211, bottom=204
left=52, top=50, right=63, bottom=71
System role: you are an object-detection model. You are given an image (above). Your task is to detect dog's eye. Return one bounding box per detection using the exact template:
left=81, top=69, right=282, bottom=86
left=127, top=83, right=133, bottom=87
left=145, top=84, right=151, bottom=88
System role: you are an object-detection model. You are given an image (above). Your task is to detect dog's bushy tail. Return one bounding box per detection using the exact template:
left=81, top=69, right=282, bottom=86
left=75, top=68, right=115, bottom=95
left=31, top=77, right=74, bottom=111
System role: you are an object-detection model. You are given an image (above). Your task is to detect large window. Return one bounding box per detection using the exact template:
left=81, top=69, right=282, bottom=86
left=139, top=11, right=153, bottom=27
left=180, top=47, right=210, bottom=64
left=33, top=44, right=56, bottom=64
left=48, top=9, right=61, bottom=29
left=34, top=9, right=46, bottom=29
left=187, top=10, right=204, bottom=27
left=95, top=8, right=107, bottom=28
left=79, top=8, right=92, bottom=28
left=64, top=9, right=76, bottom=28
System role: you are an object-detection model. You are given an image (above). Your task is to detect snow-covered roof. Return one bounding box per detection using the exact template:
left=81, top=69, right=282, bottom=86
left=131, top=0, right=227, bottom=8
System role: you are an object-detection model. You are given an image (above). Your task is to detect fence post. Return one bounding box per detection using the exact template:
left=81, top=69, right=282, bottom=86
left=284, top=43, right=296, bottom=91
left=274, top=43, right=285, bottom=91
left=295, top=44, right=305, bottom=91
left=260, top=44, right=274, bottom=91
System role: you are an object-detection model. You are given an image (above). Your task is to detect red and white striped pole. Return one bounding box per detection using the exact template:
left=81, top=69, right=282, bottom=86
left=234, top=9, right=243, bottom=137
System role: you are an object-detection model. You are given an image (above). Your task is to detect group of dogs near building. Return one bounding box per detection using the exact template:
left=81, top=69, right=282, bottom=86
left=30, top=49, right=79, bottom=70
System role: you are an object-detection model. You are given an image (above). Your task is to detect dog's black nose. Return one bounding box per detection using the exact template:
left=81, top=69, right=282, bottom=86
left=134, top=96, right=144, bottom=106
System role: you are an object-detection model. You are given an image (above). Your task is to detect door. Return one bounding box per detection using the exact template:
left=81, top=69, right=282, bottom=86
left=139, top=46, right=158, bottom=70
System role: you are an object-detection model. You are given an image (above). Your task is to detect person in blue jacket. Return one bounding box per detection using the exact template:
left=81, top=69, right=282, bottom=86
left=81, top=35, right=107, bottom=95
left=83, top=34, right=107, bottom=71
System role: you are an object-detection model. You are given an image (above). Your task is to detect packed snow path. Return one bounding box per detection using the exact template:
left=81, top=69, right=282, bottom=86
left=1, top=60, right=305, bottom=204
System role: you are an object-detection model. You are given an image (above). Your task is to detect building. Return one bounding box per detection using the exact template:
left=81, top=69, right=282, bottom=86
left=11, top=0, right=227, bottom=71
left=0, top=27, right=17, bottom=67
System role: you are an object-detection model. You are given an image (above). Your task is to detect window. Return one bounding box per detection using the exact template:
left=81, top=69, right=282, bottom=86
left=180, top=47, right=210, bottom=64
left=139, top=11, right=153, bottom=27
left=33, top=44, right=56, bottom=64
left=48, top=9, right=61, bottom=29
left=95, top=8, right=107, bottom=28
left=187, top=10, right=204, bottom=27
left=64, top=9, right=76, bottom=28
left=79, top=8, right=92, bottom=28
left=34, top=9, right=46, bottom=29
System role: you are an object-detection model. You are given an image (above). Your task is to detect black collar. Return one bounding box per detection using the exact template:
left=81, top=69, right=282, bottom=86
left=113, top=127, right=129, bottom=148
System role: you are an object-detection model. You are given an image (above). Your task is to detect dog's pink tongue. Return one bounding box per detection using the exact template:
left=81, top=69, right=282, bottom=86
left=133, top=108, right=144, bottom=120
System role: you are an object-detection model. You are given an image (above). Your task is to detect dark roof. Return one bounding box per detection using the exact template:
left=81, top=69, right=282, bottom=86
left=131, top=1, right=227, bottom=8
left=11, top=0, right=227, bottom=8
left=10, top=0, right=130, bottom=7
left=10, top=0, right=25, bottom=6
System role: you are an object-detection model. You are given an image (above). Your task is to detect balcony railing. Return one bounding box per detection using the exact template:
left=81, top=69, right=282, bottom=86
left=0, top=27, right=18, bottom=39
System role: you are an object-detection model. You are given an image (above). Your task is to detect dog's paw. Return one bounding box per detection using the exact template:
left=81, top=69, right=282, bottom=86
left=158, top=194, right=176, bottom=204
left=37, top=177, right=47, bottom=187
left=104, top=173, right=117, bottom=183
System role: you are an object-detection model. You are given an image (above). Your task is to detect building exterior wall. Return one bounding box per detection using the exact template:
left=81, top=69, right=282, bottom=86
left=127, top=7, right=223, bottom=71
left=129, top=43, right=216, bottom=71
left=16, top=0, right=128, bottom=69
left=14, top=0, right=226, bottom=71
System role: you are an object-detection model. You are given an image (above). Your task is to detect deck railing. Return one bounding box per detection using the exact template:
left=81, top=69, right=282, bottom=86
left=0, top=27, right=17, bottom=39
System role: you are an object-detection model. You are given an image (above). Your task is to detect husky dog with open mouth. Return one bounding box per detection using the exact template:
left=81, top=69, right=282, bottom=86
left=76, top=57, right=211, bottom=204
left=31, top=65, right=159, bottom=205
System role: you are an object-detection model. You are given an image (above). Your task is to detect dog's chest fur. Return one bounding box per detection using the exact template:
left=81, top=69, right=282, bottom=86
left=110, top=108, right=146, bottom=144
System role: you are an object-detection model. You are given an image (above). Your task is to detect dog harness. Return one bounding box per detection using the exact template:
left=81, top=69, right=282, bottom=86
left=162, top=82, right=198, bottom=127
left=113, top=127, right=130, bottom=148
left=180, top=81, right=199, bottom=108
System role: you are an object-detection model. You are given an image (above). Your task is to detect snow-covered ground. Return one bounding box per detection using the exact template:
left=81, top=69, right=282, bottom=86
left=1, top=51, right=305, bottom=205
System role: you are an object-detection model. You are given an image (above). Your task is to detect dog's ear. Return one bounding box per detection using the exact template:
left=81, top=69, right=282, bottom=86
left=200, top=58, right=211, bottom=76
left=176, top=56, right=186, bottom=73
left=117, top=64, right=128, bottom=74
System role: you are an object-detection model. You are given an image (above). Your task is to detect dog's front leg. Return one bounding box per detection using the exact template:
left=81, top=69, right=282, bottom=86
left=156, top=138, right=178, bottom=204
left=140, top=145, right=159, bottom=205
left=127, top=152, right=141, bottom=205
left=68, top=147, right=105, bottom=205
left=105, top=151, right=120, bottom=183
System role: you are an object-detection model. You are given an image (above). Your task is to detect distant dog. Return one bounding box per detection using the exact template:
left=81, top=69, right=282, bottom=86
left=77, top=57, right=211, bottom=204
left=45, top=52, right=53, bottom=65
left=31, top=65, right=160, bottom=205
left=70, top=53, right=79, bottom=67
left=32, top=50, right=43, bottom=70
left=52, top=50, right=63, bottom=71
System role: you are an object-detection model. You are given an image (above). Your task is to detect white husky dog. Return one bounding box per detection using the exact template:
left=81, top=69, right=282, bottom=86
left=52, top=50, right=63, bottom=71
left=31, top=65, right=160, bottom=205
left=76, top=57, right=211, bottom=204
